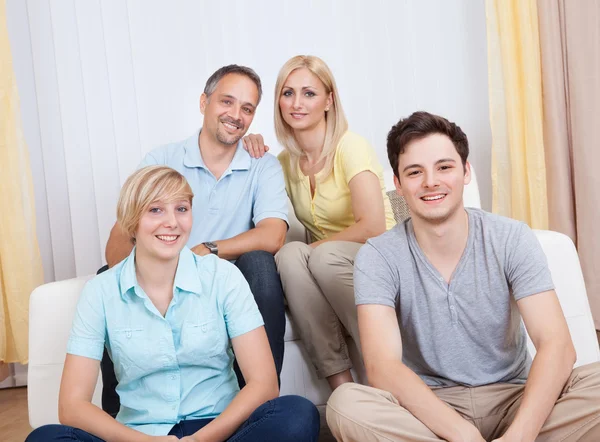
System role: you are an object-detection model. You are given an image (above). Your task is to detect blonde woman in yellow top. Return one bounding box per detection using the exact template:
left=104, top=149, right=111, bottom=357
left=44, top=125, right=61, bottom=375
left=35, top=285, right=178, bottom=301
left=244, top=55, right=395, bottom=391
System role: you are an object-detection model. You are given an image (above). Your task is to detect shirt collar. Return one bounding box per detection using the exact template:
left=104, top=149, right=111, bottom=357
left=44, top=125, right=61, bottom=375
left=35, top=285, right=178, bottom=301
left=183, top=128, right=251, bottom=172
left=183, top=129, right=205, bottom=168
left=119, top=247, right=203, bottom=300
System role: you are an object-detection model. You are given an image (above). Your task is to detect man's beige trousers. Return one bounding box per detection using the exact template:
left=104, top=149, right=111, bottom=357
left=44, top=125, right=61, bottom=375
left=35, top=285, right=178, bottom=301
left=327, top=362, right=600, bottom=441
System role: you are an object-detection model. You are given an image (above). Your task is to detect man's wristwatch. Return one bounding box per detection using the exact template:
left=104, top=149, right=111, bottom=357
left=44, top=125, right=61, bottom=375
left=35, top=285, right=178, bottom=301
left=203, top=241, right=218, bottom=256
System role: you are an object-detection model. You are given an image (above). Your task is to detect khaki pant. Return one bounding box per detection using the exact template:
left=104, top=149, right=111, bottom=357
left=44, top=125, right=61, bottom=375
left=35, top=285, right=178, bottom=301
left=275, top=241, right=362, bottom=378
left=327, top=362, right=600, bottom=441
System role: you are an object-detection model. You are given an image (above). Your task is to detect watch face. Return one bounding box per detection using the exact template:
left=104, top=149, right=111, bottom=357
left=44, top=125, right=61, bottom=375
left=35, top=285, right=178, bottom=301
left=205, top=242, right=217, bottom=249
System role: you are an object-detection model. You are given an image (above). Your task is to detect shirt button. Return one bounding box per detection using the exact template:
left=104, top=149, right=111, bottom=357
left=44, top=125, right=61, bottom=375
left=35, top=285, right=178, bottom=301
left=450, top=305, right=455, bottom=310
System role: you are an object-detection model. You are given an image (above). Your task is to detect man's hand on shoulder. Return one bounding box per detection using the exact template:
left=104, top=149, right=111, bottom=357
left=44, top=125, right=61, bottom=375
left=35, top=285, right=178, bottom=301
left=242, top=133, right=269, bottom=158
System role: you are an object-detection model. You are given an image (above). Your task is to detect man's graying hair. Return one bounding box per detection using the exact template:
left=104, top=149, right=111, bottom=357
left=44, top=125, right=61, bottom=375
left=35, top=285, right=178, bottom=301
left=203, top=65, right=262, bottom=104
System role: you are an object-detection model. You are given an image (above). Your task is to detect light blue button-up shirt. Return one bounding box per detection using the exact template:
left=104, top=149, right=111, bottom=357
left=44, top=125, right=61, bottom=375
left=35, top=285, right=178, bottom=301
left=138, top=129, right=288, bottom=248
left=67, top=247, right=264, bottom=436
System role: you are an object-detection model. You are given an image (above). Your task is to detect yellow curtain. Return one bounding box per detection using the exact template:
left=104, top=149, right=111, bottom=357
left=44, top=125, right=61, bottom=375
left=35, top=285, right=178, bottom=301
left=485, top=0, right=548, bottom=229
left=0, top=0, right=44, bottom=363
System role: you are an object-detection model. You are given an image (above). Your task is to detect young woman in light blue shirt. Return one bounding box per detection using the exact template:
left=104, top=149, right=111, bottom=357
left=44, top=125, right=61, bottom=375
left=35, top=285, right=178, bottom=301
left=26, top=166, right=319, bottom=442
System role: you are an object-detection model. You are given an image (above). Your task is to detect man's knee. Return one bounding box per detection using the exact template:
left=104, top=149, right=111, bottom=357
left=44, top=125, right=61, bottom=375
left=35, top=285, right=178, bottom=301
left=236, top=251, right=284, bottom=306
left=236, top=250, right=276, bottom=273
left=327, top=382, right=362, bottom=414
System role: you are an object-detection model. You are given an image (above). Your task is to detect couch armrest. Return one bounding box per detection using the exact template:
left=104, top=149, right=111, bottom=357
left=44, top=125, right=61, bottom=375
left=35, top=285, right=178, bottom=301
left=527, top=230, right=600, bottom=367
left=28, top=275, right=103, bottom=428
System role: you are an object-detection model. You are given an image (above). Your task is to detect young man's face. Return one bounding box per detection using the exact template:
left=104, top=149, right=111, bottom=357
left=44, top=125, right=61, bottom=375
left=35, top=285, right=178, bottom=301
left=200, top=73, right=259, bottom=147
left=394, top=133, right=471, bottom=225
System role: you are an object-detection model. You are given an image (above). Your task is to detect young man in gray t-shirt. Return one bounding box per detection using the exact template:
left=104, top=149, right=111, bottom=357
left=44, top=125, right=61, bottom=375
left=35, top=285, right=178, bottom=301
left=326, top=112, right=600, bottom=442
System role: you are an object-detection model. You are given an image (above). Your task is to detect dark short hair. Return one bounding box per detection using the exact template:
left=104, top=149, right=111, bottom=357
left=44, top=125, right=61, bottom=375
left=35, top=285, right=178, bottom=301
left=387, top=111, right=469, bottom=179
left=204, top=65, right=262, bottom=104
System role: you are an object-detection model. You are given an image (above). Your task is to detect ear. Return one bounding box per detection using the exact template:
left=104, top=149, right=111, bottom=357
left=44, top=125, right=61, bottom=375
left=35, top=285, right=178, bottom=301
left=463, top=161, right=472, bottom=186
left=200, top=93, right=208, bottom=115
left=394, top=173, right=403, bottom=196
left=326, top=92, right=333, bottom=110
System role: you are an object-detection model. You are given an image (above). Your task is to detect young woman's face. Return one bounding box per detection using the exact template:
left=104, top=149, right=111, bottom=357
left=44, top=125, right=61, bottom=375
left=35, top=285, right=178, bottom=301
left=134, top=199, right=192, bottom=261
left=279, top=68, right=332, bottom=132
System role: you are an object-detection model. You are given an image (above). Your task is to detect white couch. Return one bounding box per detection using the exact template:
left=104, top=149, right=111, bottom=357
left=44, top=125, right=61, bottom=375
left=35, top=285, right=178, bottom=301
left=28, top=167, right=600, bottom=433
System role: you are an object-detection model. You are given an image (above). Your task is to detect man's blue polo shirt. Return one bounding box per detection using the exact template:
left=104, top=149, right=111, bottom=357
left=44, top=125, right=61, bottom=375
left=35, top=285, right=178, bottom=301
left=139, top=129, right=288, bottom=248
left=66, top=247, right=264, bottom=435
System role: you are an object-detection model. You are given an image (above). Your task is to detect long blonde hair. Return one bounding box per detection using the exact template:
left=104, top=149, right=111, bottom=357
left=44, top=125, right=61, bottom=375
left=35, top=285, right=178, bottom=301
left=274, top=55, right=348, bottom=180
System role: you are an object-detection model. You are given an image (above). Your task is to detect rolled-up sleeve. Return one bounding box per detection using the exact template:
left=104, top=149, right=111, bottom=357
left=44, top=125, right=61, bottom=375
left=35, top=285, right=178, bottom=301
left=252, top=155, right=289, bottom=226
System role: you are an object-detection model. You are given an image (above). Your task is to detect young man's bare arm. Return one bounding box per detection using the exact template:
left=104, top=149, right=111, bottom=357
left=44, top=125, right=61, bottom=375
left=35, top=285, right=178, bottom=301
left=492, top=290, right=576, bottom=442
left=358, top=304, right=485, bottom=442
left=105, top=223, right=134, bottom=268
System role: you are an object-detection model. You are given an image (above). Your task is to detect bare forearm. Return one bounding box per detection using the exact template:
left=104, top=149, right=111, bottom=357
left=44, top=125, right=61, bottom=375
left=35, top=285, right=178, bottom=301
left=193, top=226, right=285, bottom=260
left=60, top=401, right=148, bottom=442
left=105, top=224, right=133, bottom=268
left=191, top=381, right=278, bottom=442
left=369, top=361, right=482, bottom=442
left=315, top=219, right=386, bottom=246
left=503, top=345, right=575, bottom=442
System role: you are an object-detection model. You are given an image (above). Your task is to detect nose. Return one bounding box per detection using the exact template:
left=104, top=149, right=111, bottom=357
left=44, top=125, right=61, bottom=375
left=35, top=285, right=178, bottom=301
left=228, top=105, right=242, bottom=120
left=292, top=94, right=302, bottom=109
left=163, top=209, right=177, bottom=228
left=423, top=170, right=440, bottom=189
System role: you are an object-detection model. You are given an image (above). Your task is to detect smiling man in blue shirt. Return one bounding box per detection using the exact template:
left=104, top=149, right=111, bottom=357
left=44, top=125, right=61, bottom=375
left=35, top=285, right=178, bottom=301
left=102, top=65, right=288, bottom=417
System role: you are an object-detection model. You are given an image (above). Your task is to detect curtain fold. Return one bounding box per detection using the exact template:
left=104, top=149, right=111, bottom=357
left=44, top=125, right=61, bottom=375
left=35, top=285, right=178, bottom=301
left=537, top=0, right=600, bottom=328
left=0, top=0, right=44, bottom=363
left=485, top=0, right=548, bottom=229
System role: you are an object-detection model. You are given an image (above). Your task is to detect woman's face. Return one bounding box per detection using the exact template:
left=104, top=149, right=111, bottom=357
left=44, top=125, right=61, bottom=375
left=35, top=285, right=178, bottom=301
left=279, top=68, right=332, bottom=132
left=134, top=199, right=192, bottom=261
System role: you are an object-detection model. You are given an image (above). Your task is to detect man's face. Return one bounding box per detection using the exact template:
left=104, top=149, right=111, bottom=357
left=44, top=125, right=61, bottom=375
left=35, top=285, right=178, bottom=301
left=200, top=73, right=259, bottom=146
left=394, top=133, right=471, bottom=225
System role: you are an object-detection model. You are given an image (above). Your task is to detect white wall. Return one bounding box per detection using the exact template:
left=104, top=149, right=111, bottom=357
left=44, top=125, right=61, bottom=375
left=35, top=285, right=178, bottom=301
left=7, top=0, right=491, bottom=283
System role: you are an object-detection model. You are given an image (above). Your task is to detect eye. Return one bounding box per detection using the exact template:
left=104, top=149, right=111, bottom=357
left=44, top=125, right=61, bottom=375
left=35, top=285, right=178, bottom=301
left=177, top=205, right=189, bottom=212
left=242, top=107, right=254, bottom=115
left=149, top=207, right=162, bottom=213
left=439, top=165, right=453, bottom=171
left=304, top=91, right=316, bottom=97
left=282, top=90, right=293, bottom=97
left=407, top=170, right=421, bottom=177
left=222, top=99, right=232, bottom=105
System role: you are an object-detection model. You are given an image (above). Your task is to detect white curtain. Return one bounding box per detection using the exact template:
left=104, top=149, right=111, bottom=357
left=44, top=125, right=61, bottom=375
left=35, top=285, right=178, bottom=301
left=7, top=0, right=493, bottom=282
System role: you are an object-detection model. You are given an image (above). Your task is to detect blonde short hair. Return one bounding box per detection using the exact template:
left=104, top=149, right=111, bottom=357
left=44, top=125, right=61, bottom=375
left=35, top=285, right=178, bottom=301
left=117, top=166, right=194, bottom=241
left=274, top=55, right=348, bottom=180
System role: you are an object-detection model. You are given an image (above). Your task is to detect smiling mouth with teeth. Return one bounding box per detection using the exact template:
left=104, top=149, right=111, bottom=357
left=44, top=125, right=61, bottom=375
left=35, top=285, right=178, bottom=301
left=221, top=119, right=242, bottom=131
left=421, top=195, right=446, bottom=201
left=156, top=235, right=179, bottom=242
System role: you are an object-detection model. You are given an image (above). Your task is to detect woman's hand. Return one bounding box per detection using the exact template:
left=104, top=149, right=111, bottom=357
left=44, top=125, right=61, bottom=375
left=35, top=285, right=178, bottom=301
left=242, top=134, right=269, bottom=158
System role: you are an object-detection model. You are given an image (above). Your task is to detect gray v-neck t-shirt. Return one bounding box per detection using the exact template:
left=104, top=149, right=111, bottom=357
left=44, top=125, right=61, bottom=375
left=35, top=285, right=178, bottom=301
left=354, top=208, right=555, bottom=387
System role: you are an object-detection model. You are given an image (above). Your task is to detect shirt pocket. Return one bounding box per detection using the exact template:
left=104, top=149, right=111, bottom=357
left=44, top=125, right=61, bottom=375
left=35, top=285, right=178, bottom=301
left=180, top=318, right=224, bottom=360
left=110, top=327, right=152, bottom=380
